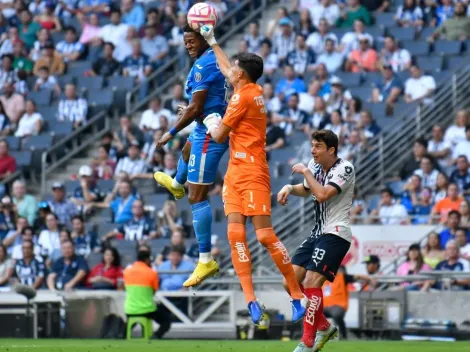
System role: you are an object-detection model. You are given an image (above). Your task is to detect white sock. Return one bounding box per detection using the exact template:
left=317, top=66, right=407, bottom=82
left=171, top=178, right=184, bottom=189
left=199, top=252, right=212, bottom=264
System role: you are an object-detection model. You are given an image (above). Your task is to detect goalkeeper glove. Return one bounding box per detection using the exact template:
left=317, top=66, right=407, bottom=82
left=203, top=113, right=222, bottom=134
left=200, top=25, right=217, bottom=46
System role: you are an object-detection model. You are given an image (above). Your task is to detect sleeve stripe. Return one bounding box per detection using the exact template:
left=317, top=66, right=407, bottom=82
left=327, top=182, right=342, bottom=194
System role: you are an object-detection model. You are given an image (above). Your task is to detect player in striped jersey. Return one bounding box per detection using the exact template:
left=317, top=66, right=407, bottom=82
left=277, top=130, right=355, bottom=352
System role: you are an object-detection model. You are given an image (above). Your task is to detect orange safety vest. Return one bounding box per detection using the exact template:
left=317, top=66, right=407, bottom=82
left=322, top=272, right=349, bottom=311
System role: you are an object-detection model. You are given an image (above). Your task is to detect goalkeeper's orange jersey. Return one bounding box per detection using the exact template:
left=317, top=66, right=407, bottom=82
left=222, top=82, right=269, bottom=178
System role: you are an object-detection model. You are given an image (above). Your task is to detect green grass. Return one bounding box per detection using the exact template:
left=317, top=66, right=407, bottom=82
left=0, top=339, right=469, bottom=352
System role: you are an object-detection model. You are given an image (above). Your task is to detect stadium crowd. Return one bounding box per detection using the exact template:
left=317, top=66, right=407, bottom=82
left=0, top=0, right=468, bottom=296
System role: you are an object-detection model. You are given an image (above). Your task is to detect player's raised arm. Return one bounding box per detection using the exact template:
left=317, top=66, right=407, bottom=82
left=277, top=183, right=311, bottom=206
left=199, top=25, right=232, bottom=80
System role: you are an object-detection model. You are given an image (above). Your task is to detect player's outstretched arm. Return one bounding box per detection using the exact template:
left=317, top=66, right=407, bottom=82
left=200, top=25, right=232, bottom=79
left=277, top=184, right=310, bottom=206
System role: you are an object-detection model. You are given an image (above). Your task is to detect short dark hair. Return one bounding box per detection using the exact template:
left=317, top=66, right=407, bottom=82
left=170, top=244, right=186, bottom=256
left=381, top=188, right=394, bottom=197
left=137, top=249, right=151, bottom=262
left=21, top=226, right=33, bottom=235
left=103, top=42, right=115, bottom=51
left=65, top=26, right=76, bottom=34
left=458, top=155, right=469, bottom=162
left=22, top=239, right=34, bottom=248
left=465, top=125, right=470, bottom=133
left=414, top=137, right=427, bottom=149
left=236, top=53, right=264, bottom=83
left=260, top=39, right=272, bottom=48
left=456, top=227, right=467, bottom=234
left=184, top=24, right=199, bottom=34
left=110, top=9, right=121, bottom=16
left=311, top=129, right=339, bottom=155
left=448, top=210, right=461, bottom=218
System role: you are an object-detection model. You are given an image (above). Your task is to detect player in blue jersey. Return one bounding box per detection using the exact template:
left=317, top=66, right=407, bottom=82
left=154, top=25, right=229, bottom=287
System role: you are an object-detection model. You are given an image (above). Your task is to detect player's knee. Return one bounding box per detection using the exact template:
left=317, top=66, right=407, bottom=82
left=303, top=271, right=326, bottom=288
left=255, top=227, right=277, bottom=247
left=227, top=223, right=246, bottom=243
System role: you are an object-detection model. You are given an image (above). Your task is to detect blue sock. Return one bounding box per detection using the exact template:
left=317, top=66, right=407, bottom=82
left=191, top=200, right=212, bottom=254
left=175, top=156, right=188, bottom=185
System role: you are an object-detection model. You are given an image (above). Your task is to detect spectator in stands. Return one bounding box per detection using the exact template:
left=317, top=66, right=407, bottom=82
left=453, top=126, right=470, bottom=163
left=34, top=1, right=61, bottom=32
left=30, top=28, right=50, bottom=61
left=326, top=110, right=349, bottom=140
left=115, top=141, right=146, bottom=177
left=141, top=24, right=168, bottom=68
left=71, top=165, right=103, bottom=214
left=141, top=130, right=164, bottom=166
left=371, top=64, right=403, bottom=105
left=456, top=228, right=470, bottom=260
left=3, top=216, right=28, bottom=253
left=33, top=67, right=61, bottom=97
left=100, top=132, right=118, bottom=163
left=121, top=0, right=145, bottom=30
left=14, top=100, right=42, bottom=138
left=394, top=0, right=424, bottom=28
left=287, top=34, right=316, bottom=77
left=380, top=36, right=411, bottom=73
left=440, top=210, right=466, bottom=246
left=70, top=215, right=98, bottom=257
left=244, top=22, right=264, bottom=53
left=445, top=110, right=468, bottom=147
left=12, top=239, right=44, bottom=289
left=413, top=155, right=439, bottom=189
left=91, top=145, right=116, bottom=180
left=0, top=81, right=25, bottom=128
left=402, top=174, right=424, bottom=212
left=274, top=93, right=308, bottom=136
left=79, top=13, right=101, bottom=46
left=0, top=101, right=11, bottom=136
left=269, top=17, right=296, bottom=62
left=306, top=19, right=337, bottom=56
left=48, top=182, right=77, bottom=225
left=105, top=199, right=158, bottom=242
left=275, top=64, right=306, bottom=101
left=411, top=186, right=434, bottom=224
left=80, top=0, right=111, bottom=17
left=324, top=77, right=352, bottom=116
left=459, top=200, right=470, bottom=228
left=0, top=54, right=16, bottom=91
left=336, top=0, right=372, bottom=28
left=157, top=200, right=183, bottom=238
left=87, top=247, right=123, bottom=290
left=158, top=244, right=195, bottom=291
left=399, top=137, right=427, bottom=180
left=0, top=244, right=12, bottom=287
left=369, top=188, right=409, bottom=225
left=339, top=129, right=364, bottom=163
left=164, top=82, right=188, bottom=117
left=100, top=9, right=128, bottom=48
left=0, top=140, right=15, bottom=181
left=18, top=10, right=41, bottom=50
left=0, top=27, right=19, bottom=57
left=155, top=229, right=186, bottom=266
left=124, top=250, right=171, bottom=339
left=428, top=125, right=452, bottom=170
left=358, top=110, right=380, bottom=140
left=12, top=40, right=33, bottom=75
left=47, top=240, right=88, bottom=291
left=0, top=196, right=16, bottom=241
left=346, top=35, right=377, bottom=73
left=115, top=116, right=145, bottom=156
left=315, top=38, right=343, bottom=74
left=395, top=243, right=431, bottom=290
left=168, top=12, right=186, bottom=65
left=307, top=96, right=330, bottom=132
left=339, top=20, right=371, bottom=55
left=404, top=65, right=436, bottom=105
left=434, top=172, right=449, bottom=204
left=309, top=63, right=332, bottom=98
left=450, top=155, right=470, bottom=195
left=57, top=83, right=88, bottom=129
left=422, top=232, right=444, bottom=268
left=95, top=180, right=137, bottom=224
left=258, top=39, right=278, bottom=77
left=38, top=213, right=60, bottom=259
left=265, top=111, right=286, bottom=153
left=431, top=183, right=463, bottom=224
left=10, top=226, right=40, bottom=260
left=32, top=40, right=65, bottom=76
left=55, top=26, right=84, bottom=63
left=122, top=39, right=152, bottom=100
left=12, top=180, right=36, bottom=225
left=263, top=82, right=281, bottom=113
left=422, top=240, right=470, bottom=291
left=309, top=0, right=339, bottom=28
left=139, top=97, right=172, bottom=141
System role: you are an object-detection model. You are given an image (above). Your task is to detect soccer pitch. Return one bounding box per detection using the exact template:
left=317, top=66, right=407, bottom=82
left=1, top=340, right=469, bottom=352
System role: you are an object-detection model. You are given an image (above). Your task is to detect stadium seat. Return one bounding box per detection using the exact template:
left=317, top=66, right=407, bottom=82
left=387, top=180, right=405, bottom=195
left=97, top=179, right=115, bottom=193
left=433, top=41, right=462, bottom=56
left=363, top=102, right=386, bottom=118
left=368, top=26, right=384, bottom=39
left=365, top=194, right=381, bottom=212
left=446, top=56, right=467, bottom=70
left=67, top=61, right=92, bottom=77
left=433, top=71, right=451, bottom=85
left=330, top=28, right=348, bottom=40
left=4, top=136, right=20, bottom=151
left=374, top=13, right=395, bottom=28
left=362, top=72, right=382, bottom=85
left=402, top=40, right=428, bottom=57
left=51, top=31, right=65, bottom=44
left=375, top=116, right=395, bottom=129
left=107, top=76, right=135, bottom=112
left=64, top=179, right=79, bottom=195
left=22, top=134, right=53, bottom=150
left=87, top=89, right=113, bottom=113
left=396, top=70, right=410, bottom=82
left=145, top=193, right=172, bottom=209
left=96, top=222, right=118, bottom=237
left=349, top=87, right=371, bottom=101
left=111, top=240, right=138, bottom=254
left=50, top=122, right=74, bottom=137
left=57, top=74, right=75, bottom=89
left=38, top=105, right=58, bottom=121
left=418, top=27, right=435, bottom=41
left=335, top=72, right=362, bottom=87
left=28, top=90, right=52, bottom=106
left=10, top=151, right=32, bottom=168
left=77, top=76, right=105, bottom=91
left=87, top=252, right=102, bottom=269
left=387, top=27, right=415, bottom=41
left=416, top=56, right=442, bottom=73
left=150, top=238, right=171, bottom=254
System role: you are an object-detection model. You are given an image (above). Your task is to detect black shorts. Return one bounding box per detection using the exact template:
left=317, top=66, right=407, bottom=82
left=291, top=233, right=351, bottom=282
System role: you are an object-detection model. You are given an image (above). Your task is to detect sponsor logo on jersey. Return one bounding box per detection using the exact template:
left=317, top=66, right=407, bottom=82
left=235, top=152, right=246, bottom=159
left=231, top=94, right=240, bottom=104
left=234, top=242, right=250, bottom=262
left=196, top=64, right=203, bottom=69
left=195, top=72, right=202, bottom=82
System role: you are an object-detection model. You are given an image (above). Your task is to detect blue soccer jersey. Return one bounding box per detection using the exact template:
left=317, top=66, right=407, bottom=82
left=15, top=258, right=45, bottom=286
left=185, top=48, right=229, bottom=184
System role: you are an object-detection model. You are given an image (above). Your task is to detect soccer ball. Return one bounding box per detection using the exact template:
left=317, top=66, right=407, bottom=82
left=187, top=3, right=218, bottom=31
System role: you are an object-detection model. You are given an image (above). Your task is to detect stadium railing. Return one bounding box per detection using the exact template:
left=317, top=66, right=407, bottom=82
left=40, top=111, right=110, bottom=194
left=355, top=63, right=470, bottom=197
left=124, top=0, right=270, bottom=115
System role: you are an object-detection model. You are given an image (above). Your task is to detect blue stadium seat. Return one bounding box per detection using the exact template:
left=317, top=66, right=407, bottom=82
left=433, top=71, right=451, bottom=85
left=26, top=76, right=36, bottom=90
left=368, top=26, right=384, bottom=39
left=22, top=134, right=53, bottom=150
left=51, top=31, right=65, bottom=44
left=87, top=252, right=102, bottom=268
left=97, top=179, right=115, bottom=193
left=418, top=27, right=435, bottom=40
left=416, top=56, right=442, bottom=73
left=111, top=240, right=138, bottom=254
left=150, top=238, right=171, bottom=254
left=387, top=27, right=415, bottom=41
left=349, top=87, right=371, bottom=101
left=107, top=76, right=135, bottom=112
left=388, top=180, right=405, bottom=195
left=363, top=103, right=386, bottom=118
left=38, top=105, right=58, bottom=121
left=375, top=13, right=396, bottom=27
left=402, top=40, right=429, bottom=57
left=433, top=40, right=462, bottom=56
left=330, top=28, right=348, bottom=41
left=335, top=72, right=362, bottom=87
left=57, top=74, right=75, bottom=89
left=67, top=61, right=92, bottom=77
left=447, top=56, right=467, bottom=70
left=4, top=136, right=20, bottom=150
left=365, top=194, right=381, bottom=212
left=362, top=72, right=382, bottom=85
left=64, top=180, right=79, bottom=195
left=96, top=222, right=118, bottom=237
left=50, top=121, right=74, bottom=136
left=375, top=116, right=395, bottom=129
left=145, top=193, right=171, bottom=209
left=87, top=89, right=113, bottom=111
left=397, top=70, right=410, bottom=82
left=77, top=76, right=104, bottom=91
left=28, top=90, right=52, bottom=106
left=10, top=151, right=32, bottom=168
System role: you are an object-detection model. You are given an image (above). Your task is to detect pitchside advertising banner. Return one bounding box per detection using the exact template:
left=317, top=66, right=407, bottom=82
left=343, top=225, right=436, bottom=274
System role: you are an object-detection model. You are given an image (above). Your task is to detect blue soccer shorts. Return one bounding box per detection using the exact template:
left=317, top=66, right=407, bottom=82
left=187, top=124, right=228, bottom=185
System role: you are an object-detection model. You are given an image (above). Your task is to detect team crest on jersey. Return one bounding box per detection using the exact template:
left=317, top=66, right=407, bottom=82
left=231, top=94, right=240, bottom=104
left=195, top=72, right=202, bottom=82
